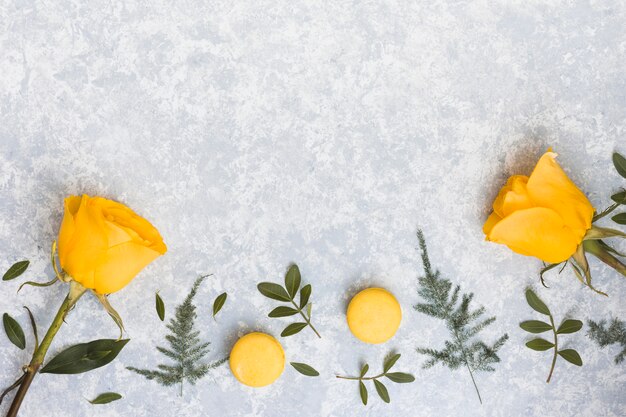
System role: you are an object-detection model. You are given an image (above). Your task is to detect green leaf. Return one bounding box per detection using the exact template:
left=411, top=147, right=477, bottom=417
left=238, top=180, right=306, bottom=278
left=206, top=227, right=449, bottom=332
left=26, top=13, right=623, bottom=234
left=373, top=379, right=390, bottom=403
left=3, top=313, right=26, bottom=350
left=525, top=289, right=551, bottom=316
left=306, top=302, right=312, bottom=318
left=290, top=362, right=319, bottom=377
left=383, top=353, right=401, bottom=373
left=611, top=191, right=626, bottom=204
left=285, top=264, right=301, bottom=298
left=23, top=306, right=38, bottom=351
left=519, top=320, right=553, bottom=333
left=385, top=372, right=415, bottom=383
left=257, top=282, right=291, bottom=302
left=613, top=152, right=626, bottom=179
left=360, top=364, right=369, bottom=377
left=556, top=319, right=583, bottom=334
left=3, top=261, right=29, bottom=281
left=525, top=338, right=555, bottom=351
left=558, top=349, right=583, bottom=366
left=268, top=306, right=299, bottom=317
left=359, top=381, right=368, bottom=405
left=212, top=292, right=227, bottom=318
left=88, top=392, right=122, bottom=405
left=299, top=284, right=312, bottom=309
left=155, top=292, right=165, bottom=321
left=281, top=322, right=307, bottom=337
left=41, top=339, right=129, bottom=374
left=612, top=213, right=626, bottom=225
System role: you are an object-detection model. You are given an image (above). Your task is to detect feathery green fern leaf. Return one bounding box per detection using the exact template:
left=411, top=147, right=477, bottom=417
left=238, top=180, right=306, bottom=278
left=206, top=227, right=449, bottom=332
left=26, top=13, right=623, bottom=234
left=414, top=230, right=508, bottom=404
left=127, top=275, right=227, bottom=395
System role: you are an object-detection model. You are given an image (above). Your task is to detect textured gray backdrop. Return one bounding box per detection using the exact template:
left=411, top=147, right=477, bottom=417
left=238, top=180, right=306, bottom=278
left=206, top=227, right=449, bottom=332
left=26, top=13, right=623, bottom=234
left=0, top=0, right=625, bottom=416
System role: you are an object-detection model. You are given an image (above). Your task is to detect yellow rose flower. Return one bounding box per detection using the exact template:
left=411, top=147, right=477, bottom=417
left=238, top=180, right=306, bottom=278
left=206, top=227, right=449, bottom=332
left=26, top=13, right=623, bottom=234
left=57, top=194, right=167, bottom=294
left=483, top=151, right=595, bottom=264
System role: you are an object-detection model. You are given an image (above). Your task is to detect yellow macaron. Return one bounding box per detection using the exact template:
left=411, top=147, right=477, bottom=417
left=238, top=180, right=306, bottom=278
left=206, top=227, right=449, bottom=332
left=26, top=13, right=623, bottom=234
left=346, top=287, right=402, bottom=344
left=229, top=332, right=285, bottom=387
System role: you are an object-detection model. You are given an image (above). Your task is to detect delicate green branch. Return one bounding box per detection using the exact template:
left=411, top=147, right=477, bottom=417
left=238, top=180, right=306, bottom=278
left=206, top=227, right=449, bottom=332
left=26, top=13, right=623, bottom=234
left=546, top=313, right=558, bottom=383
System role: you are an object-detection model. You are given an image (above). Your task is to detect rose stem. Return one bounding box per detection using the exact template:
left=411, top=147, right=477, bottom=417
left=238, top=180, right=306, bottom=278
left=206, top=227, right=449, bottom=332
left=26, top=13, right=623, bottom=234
left=6, top=284, right=86, bottom=417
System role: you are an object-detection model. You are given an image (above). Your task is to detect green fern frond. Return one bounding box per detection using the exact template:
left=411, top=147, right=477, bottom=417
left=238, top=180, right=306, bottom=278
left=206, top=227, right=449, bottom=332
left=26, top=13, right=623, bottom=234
left=587, top=318, right=626, bottom=364
left=414, top=230, right=508, bottom=404
left=127, top=275, right=227, bottom=395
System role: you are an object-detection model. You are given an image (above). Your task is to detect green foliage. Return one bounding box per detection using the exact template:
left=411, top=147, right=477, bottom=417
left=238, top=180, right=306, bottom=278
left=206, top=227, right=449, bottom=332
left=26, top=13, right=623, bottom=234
left=127, top=276, right=226, bottom=395
left=587, top=318, right=626, bottom=364
left=257, top=264, right=321, bottom=338
left=414, top=230, right=508, bottom=404
left=520, top=289, right=583, bottom=383
left=88, top=392, right=122, bottom=405
left=336, top=353, right=414, bottom=406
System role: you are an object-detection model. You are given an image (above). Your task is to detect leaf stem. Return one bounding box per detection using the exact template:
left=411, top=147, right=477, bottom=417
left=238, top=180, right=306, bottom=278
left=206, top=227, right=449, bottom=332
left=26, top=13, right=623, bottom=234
left=335, top=372, right=385, bottom=381
left=453, top=328, right=482, bottom=404
left=6, top=282, right=86, bottom=417
left=290, top=300, right=321, bottom=338
left=546, top=313, right=558, bottom=383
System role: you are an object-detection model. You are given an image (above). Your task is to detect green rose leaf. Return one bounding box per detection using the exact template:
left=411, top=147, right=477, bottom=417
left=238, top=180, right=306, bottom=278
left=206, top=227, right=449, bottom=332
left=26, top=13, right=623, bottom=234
left=41, top=339, right=129, bottom=374
left=383, top=353, right=401, bottom=373
left=212, top=292, right=227, bottom=319
left=359, top=381, right=368, bottom=405
left=284, top=264, right=301, bottom=299
left=3, top=313, right=26, bottom=350
left=3, top=261, right=29, bottom=281
left=257, top=282, right=291, bottom=302
left=385, top=372, right=415, bottom=383
left=299, top=284, right=312, bottom=309
left=612, top=213, right=626, bottom=225
left=374, top=379, right=390, bottom=403
left=155, top=292, right=165, bottom=321
left=88, top=392, right=122, bottom=405
left=290, top=362, right=319, bottom=377
left=280, top=322, right=307, bottom=337
left=525, top=289, right=551, bottom=316
left=525, top=338, right=555, bottom=351
left=519, top=320, right=553, bottom=333
left=556, top=319, right=583, bottom=334
left=613, top=152, right=626, bottom=179
left=360, top=364, right=369, bottom=377
left=558, top=349, right=583, bottom=366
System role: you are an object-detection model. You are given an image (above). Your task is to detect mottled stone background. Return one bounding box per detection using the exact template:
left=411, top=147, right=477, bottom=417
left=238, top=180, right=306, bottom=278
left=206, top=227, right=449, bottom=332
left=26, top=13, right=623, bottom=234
left=0, top=1, right=625, bottom=416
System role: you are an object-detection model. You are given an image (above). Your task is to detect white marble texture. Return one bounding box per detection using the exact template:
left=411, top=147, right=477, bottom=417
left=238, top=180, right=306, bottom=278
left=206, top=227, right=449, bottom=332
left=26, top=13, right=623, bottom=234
left=1, top=0, right=625, bottom=416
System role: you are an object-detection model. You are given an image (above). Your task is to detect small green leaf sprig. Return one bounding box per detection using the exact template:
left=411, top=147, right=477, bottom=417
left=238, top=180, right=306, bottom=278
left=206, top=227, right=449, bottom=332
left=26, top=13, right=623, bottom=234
left=521, top=289, right=583, bottom=383
left=336, top=353, right=414, bottom=405
left=587, top=317, right=626, bottom=364
left=257, top=264, right=320, bottom=338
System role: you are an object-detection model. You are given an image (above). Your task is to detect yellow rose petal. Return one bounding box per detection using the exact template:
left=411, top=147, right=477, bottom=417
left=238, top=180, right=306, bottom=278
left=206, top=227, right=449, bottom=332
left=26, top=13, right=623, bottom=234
left=526, top=151, right=594, bottom=232
left=488, top=206, right=581, bottom=263
left=230, top=332, right=285, bottom=387
left=347, top=288, right=402, bottom=344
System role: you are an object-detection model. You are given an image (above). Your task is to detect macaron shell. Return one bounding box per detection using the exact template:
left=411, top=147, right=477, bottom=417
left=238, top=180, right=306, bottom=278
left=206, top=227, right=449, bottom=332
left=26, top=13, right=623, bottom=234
left=347, top=287, right=402, bottom=344
left=229, top=332, right=285, bottom=387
